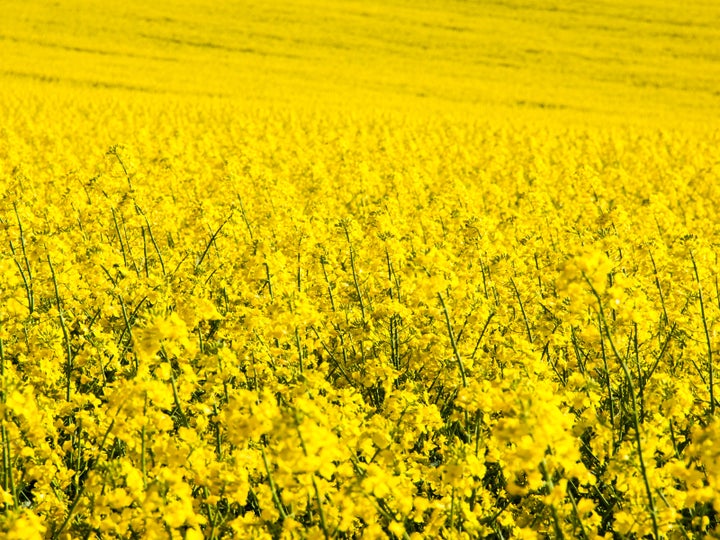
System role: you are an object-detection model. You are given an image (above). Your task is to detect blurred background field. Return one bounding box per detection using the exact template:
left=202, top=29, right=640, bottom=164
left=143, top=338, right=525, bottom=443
left=1, top=0, right=720, bottom=126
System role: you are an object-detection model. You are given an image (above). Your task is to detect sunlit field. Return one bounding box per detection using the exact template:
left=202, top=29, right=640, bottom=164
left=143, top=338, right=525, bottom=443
left=2, top=1, right=720, bottom=538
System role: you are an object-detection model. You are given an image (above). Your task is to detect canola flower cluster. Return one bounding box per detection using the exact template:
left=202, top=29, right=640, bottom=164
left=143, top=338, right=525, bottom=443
left=1, top=95, right=720, bottom=539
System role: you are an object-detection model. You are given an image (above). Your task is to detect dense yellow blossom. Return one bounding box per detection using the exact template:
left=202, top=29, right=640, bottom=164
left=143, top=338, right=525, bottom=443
left=2, top=0, right=720, bottom=538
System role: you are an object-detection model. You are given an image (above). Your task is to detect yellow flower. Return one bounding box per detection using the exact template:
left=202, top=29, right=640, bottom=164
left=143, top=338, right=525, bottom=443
left=6, top=511, right=47, bottom=540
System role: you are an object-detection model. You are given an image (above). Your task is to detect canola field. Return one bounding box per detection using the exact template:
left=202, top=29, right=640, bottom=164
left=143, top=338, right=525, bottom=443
left=2, top=1, right=720, bottom=539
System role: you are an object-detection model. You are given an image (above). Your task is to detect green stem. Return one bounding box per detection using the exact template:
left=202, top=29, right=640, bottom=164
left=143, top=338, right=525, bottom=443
left=1, top=423, right=17, bottom=510
left=343, top=226, right=366, bottom=323
left=169, top=369, right=189, bottom=428
left=690, top=250, right=715, bottom=416
left=195, top=214, right=232, bottom=274
left=141, top=226, right=150, bottom=278
left=585, top=274, right=659, bottom=539
left=319, top=254, right=336, bottom=311
left=13, top=202, right=34, bottom=314
left=597, top=314, right=616, bottom=449
left=510, top=277, right=533, bottom=343
left=111, top=207, right=128, bottom=268
left=263, top=262, right=274, bottom=301
left=260, top=446, right=287, bottom=520
left=567, top=489, right=589, bottom=540
left=48, top=254, right=73, bottom=402
left=540, top=459, right=564, bottom=540
left=53, top=418, right=116, bottom=539
left=135, top=204, right=166, bottom=276
left=438, top=293, right=467, bottom=388
left=295, top=328, right=304, bottom=374
left=648, top=251, right=668, bottom=326
left=141, top=392, right=147, bottom=487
